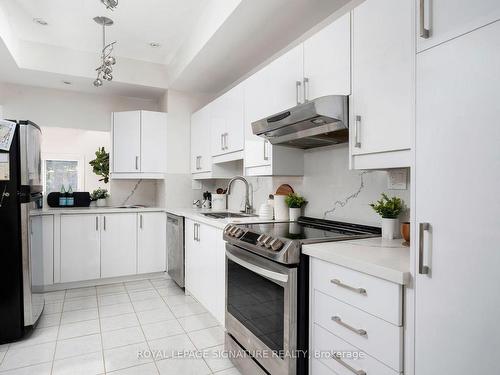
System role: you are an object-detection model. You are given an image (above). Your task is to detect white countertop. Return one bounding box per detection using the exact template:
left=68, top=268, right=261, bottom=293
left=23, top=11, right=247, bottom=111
left=30, top=206, right=166, bottom=216
left=166, top=207, right=278, bottom=230
left=303, top=237, right=411, bottom=285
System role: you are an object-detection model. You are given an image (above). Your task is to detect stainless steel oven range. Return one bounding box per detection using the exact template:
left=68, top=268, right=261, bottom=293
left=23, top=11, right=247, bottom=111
left=223, top=217, right=381, bottom=375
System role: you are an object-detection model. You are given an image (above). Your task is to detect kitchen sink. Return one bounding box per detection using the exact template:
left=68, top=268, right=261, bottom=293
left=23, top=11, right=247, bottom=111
left=201, top=212, right=257, bottom=219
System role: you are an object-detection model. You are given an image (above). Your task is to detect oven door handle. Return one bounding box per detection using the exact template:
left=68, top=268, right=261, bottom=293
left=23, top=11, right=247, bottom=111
left=226, top=250, right=289, bottom=283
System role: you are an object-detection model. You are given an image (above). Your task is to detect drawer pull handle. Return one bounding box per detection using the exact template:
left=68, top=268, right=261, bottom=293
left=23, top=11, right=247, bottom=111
left=332, top=316, right=367, bottom=336
left=331, top=279, right=367, bottom=295
left=332, top=354, right=366, bottom=375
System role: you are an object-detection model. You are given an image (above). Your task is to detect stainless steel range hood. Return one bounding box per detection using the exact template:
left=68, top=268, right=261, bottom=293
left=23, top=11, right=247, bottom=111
left=251, top=95, right=348, bottom=149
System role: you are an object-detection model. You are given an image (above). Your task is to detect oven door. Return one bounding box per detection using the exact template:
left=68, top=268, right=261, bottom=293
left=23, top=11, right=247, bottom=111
left=225, top=243, right=297, bottom=375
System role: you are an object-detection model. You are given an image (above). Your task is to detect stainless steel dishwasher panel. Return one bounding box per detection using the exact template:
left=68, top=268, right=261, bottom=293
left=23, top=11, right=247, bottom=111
left=167, top=213, right=185, bottom=288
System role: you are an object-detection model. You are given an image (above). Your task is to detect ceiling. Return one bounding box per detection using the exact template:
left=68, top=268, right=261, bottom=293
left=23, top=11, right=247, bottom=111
left=0, top=0, right=206, bottom=65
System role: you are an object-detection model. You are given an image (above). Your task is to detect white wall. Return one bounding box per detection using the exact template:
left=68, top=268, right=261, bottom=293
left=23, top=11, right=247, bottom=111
left=213, top=145, right=410, bottom=227
left=0, top=82, right=161, bottom=206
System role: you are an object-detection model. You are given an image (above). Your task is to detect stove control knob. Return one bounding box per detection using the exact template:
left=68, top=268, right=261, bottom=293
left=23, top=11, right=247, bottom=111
left=257, top=234, right=266, bottom=244
left=225, top=225, right=234, bottom=235
left=270, top=239, right=284, bottom=251
left=259, top=235, right=269, bottom=246
left=234, top=229, right=244, bottom=238
left=230, top=226, right=240, bottom=236
left=264, top=237, right=274, bottom=248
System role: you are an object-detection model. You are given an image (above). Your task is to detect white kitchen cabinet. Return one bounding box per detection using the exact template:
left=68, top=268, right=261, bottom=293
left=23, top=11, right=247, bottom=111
left=30, top=215, right=54, bottom=286
left=60, top=214, right=101, bottom=283
left=244, top=45, right=304, bottom=176
left=350, top=0, right=414, bottom=169
left=416, top=0, right=500, bottom=53
left=184, top=219, right=225, bottom=324
left=191, top=107, right=212, bottom=174
left=100, top=213, right=137, bottom=278
left=210, top=84, right=245, bottom=161
left=414, top=21, right=500, bottom=374
left=303, top=13, right=351, bottom=99
left=112, top=110, right=167, bottom=179
left=137, top=212, right=166, bottom=274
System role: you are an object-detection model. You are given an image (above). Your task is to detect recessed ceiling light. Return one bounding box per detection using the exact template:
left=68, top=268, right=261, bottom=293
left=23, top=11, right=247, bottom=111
left=149, top=42, right=161, bottom=48
left=62, top=81, right=72, bottom=85
left=33, top=18, right=48, bottom=26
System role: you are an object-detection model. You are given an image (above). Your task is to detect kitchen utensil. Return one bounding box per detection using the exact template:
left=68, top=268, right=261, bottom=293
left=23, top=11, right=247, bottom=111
left=275, top=184, right=294, bottom=196
left=401, top=222, right=410, bottom=246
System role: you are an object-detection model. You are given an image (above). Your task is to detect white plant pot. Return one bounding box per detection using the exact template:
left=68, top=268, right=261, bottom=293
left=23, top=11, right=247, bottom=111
left=96, top=198, right=107, bottom=207
left=289, top=207, right=302, bottom=222
left=382, top=218, right=401, bottom=240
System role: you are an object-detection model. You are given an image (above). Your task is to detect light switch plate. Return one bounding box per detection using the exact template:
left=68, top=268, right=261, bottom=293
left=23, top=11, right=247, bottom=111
left=191, top=180, right=202, bottom=190
left=388, top=168, right=408, bottom=190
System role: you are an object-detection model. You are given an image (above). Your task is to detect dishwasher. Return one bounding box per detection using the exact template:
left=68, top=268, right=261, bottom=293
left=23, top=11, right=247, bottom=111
left=167, top=213, right=185, bottom=288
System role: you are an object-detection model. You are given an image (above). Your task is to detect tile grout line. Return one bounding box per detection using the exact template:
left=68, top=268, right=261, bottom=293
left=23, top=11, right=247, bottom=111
left=95, top=286, right=107, bottom=375
left=50, top=288, right=67, bottom=375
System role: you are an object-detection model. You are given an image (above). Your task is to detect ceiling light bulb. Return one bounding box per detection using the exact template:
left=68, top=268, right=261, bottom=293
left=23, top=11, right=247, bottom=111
left=33, top=18, right=48, bottom=26
left=93, top=78, right=103, bottom=87
left=149, top=42, right=161, bottom=48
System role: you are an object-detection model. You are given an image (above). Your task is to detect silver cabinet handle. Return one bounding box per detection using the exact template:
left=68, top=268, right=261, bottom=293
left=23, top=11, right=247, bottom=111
left=140, top=214, right=143, bottom=229
left=332, top=316, right=367, bottom=336
left=332, top=354, right=366, bottom=375
left=419, top=222, right=430, bottom=274
left=103, top=216, right=106, bottom=231
left=135, top=156, right=139, bottom=170
left=220, top=133, right=224, bottom=151
left=224, top=133, right=228, bottom=150
left=193, top=223, right=196, bottom=241
left=331, top=279, right=367, bottom=295
left=196, top=156, right=202, bottom=170
left=419, top=0, right=430, bottom=39
left=295, top=81, right=302, bottom=105
left=354, top=115, right=362, bottom=148
left=263, top=140, right=269, bottom=161
left=95, top=216, right=99, bottom=231
left=197, top=224, right=200, bottom=241
left=303, top=77, right=309, bottom=102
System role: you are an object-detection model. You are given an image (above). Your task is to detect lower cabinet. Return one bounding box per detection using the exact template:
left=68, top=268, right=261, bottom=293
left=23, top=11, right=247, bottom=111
left=101, top=213, right=137, bottom=278
left=60, top=214, right=101, bottom=283
left=59, top=211, right=166, bottom=284
left=185, top=219, right=225, bottom=325
left=30, top=214, right=54, bottom=286
left=138, top=212, right=167, bottom=274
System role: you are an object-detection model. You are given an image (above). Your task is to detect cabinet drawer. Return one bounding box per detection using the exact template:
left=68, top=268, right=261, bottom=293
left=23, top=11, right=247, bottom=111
left=312, top=323, right=400, bottom=375
left=311, top=358, right=336, bottom=375
left=311, top=258, right=402, bottom=325
left=313, top=290, right=403, bottom=371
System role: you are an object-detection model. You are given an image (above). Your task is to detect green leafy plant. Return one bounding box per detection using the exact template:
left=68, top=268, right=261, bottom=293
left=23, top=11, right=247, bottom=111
left=89, top=147, right=109, bottom=184
left=285, top=193, right=308, bottom=208
left=370, top=193, right=404, bottom=219
left=90, top=188, right=109, bottom=201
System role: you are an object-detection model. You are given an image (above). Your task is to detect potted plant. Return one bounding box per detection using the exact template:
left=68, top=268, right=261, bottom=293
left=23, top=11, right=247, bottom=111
left=89, top=147, right=109, bottom=184
left=91, top=188, right=110, bottom=207
left=285, top=193, right=307, bottom=221
left=370, top=193, right=404, bottom=239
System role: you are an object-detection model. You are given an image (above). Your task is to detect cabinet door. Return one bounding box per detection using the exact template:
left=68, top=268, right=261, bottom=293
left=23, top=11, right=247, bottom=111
left=196, top=224, right=218, bottom=317
left=209, top=97, right=227, bottom=157
left=60, top=214, right=100, bottom=283
left=184, top=219, right=199, bottom=296
left=415, top=22, right=500, bottom=374
left=304, top=13, right=351, bottom=98
left=191, top=107, right=212, bottom=173
left=137, top=212, right=166, bottom=274
left=417, top=0, right=500, bottom=52
left=141, top=111, right=167, bottom=173
left=222, top=84, right=245, bottom=154
left=101, top=213, right=137, bottom=278
left=113, top=111, right=141, bottom=173
left=214, top=230, right=226, bottom=325
left=30, top=215, right=54, bottom=286
left=351, top=0, right=413, bottom=155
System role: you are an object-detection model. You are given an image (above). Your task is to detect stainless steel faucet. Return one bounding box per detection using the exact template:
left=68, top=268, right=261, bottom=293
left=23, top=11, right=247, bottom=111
left=226, top=176, right=252, bottom=214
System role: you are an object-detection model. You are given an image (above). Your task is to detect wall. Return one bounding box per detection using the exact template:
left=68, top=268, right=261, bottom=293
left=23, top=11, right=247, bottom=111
left=211, top=145, right=410, bottom=227
left=0, top=82, right=161, bottom=206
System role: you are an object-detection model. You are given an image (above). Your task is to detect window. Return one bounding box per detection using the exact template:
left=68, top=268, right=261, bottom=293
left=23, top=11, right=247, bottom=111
left=42, top=153, right=84, bottom=194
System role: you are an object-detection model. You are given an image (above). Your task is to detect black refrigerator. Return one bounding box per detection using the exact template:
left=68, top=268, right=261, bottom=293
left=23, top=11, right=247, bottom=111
left=0, top=120, right=44, bottom=343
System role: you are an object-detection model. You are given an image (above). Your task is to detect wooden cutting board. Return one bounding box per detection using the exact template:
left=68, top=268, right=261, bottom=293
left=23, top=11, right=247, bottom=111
left=275, top=184, right=294, bottom=196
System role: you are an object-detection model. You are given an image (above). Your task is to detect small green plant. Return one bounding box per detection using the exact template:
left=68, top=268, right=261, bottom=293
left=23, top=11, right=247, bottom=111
left=285, top=193, right=308, bottom=208
left=370, top=193, right=404, bottom=219
left=89, top=147, right=109, bottom=184
left=91, top=188, right=109, bottom=201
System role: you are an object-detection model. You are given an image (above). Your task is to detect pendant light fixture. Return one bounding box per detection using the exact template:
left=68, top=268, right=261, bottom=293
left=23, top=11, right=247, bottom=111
left=93, top=16, right=117, bottom=87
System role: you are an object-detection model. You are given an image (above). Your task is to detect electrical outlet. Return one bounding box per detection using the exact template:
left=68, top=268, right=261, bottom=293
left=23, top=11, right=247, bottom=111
left=388, top=168, right=408, bottom=190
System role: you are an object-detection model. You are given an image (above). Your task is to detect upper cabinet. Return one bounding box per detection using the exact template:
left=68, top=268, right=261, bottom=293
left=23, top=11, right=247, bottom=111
left=304, top=13, right=351, bottom=98
left=111, top=110, right=167, bottom=179
left=191, top=107, right=212, bottom=175
left=210, top=84, right=245, bottom=162
left=244, top=45, right=305, bottom=176
left=350, top=0, right=414, bottom=169
left=416, top=0, right=500, bottom=53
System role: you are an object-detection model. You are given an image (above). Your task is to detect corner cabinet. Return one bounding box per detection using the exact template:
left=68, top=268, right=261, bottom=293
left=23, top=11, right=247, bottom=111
left=111, top=110, right=167, bottom=179
left=349, top=0, right=414, bottom=170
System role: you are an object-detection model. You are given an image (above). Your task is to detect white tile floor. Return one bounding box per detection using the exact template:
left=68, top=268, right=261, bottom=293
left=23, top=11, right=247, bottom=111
left=0, top=277, right=241, bottom=375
